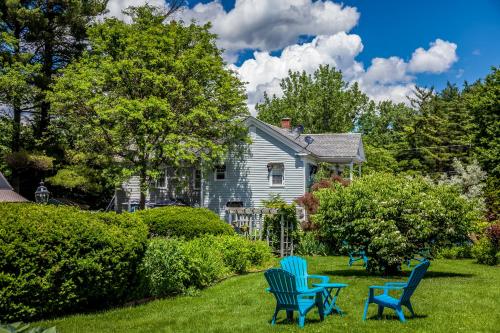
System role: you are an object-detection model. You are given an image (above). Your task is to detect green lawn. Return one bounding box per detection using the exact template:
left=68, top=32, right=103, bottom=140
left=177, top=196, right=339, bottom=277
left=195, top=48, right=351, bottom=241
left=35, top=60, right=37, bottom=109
left=40, top=256, right=500, bottom=333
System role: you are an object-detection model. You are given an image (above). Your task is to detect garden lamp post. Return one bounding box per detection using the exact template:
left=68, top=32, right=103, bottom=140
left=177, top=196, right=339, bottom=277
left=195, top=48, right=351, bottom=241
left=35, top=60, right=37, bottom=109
left=35, top=181, right=50, bottom=204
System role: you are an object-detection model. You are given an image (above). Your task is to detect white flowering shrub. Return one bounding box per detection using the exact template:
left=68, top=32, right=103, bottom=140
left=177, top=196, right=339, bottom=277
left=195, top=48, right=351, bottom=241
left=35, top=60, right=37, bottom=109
left=314, top=173, right=481, bottom=274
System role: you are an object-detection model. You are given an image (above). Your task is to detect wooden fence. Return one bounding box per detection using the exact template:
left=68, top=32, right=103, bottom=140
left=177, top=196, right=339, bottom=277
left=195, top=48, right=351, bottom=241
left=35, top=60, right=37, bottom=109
left=225, top=207, right=298, bottom=257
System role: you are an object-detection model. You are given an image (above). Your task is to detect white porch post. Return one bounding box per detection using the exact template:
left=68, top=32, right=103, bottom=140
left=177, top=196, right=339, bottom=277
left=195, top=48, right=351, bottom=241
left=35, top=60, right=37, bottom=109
left=349, top=161, right=354, bottom=181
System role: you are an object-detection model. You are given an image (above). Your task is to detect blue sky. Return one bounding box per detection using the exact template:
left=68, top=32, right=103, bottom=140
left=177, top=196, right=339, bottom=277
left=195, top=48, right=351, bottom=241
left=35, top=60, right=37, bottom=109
left=185, top=0, right=499, bottom=89
left=109, top=0, right=499, bottom=108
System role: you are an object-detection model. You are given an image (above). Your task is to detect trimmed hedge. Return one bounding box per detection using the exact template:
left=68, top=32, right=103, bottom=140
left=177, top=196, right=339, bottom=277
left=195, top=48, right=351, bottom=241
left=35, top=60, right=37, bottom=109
left=135, top=206, right=234, bottom=239
left=0, top=203, right=148, bottom=322
left=138, top=235, right=272, bottom=297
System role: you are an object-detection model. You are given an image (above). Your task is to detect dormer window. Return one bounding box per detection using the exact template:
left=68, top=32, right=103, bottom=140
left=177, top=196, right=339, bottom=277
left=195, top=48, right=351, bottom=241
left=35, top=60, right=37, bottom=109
left=268, top=163, right=285, bottom=186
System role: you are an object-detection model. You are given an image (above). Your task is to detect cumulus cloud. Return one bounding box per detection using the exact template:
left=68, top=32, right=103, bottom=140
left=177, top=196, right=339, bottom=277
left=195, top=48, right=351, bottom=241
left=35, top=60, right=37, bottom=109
left=106, top=0, right=167, bottom=20
left=231, top=36, right=457, bottom=112
left=181, top=0, right=360, bottom=52
left=230, top=32, right=364, bottom=110
left=408, top=39, right=458, bottom=73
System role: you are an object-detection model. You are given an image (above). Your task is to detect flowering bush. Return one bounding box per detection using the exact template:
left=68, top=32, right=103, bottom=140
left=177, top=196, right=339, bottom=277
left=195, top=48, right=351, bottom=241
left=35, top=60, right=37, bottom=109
left=314, top=173, right=481, bottom=273
left=473, top=223, right=500, bottom=265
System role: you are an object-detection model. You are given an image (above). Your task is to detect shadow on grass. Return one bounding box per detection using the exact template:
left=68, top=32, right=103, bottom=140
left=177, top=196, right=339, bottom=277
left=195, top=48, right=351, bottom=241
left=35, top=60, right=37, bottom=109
left=320, top=269, right=474, bottom=279
left=365, top=314, right=429, bottom=321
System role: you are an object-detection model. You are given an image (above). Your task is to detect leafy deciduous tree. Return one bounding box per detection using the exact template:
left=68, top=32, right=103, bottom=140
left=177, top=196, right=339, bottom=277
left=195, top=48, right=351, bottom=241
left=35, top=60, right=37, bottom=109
left=49, top=6, right=249, bottom=209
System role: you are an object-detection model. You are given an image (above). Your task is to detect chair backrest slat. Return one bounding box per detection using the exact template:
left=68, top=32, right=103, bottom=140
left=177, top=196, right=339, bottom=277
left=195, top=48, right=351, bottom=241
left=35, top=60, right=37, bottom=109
left=400, top=260, right=430, bottom=304
left=280, top=256, right=308, bottom=290
left=265, top=269, right=299, bottom=306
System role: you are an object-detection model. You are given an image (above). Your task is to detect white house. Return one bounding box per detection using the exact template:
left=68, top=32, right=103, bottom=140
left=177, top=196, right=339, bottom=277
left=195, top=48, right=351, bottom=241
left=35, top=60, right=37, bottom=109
left=114, top=116, right=365, bottom=217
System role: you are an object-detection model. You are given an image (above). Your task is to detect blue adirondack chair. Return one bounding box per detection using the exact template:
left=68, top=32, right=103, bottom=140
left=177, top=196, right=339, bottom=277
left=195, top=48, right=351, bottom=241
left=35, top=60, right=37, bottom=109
left=362, top=260, right=430, bottom=322
left=280, top=256, right=329, bottom=290
left=343, top=241, right=369, bottom=267
left=264, top=268, right=325, bottom=328
left=406, top=248, right=431, bottom=267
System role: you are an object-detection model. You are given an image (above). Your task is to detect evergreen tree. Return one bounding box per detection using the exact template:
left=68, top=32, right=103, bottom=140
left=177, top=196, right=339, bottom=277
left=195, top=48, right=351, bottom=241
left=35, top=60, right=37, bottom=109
left=464, top=67, right=500, bottom=219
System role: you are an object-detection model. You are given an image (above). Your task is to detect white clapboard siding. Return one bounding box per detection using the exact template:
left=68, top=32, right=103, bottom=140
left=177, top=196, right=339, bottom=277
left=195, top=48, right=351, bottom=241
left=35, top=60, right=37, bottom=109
left=204, top=126, right=306, bottom=217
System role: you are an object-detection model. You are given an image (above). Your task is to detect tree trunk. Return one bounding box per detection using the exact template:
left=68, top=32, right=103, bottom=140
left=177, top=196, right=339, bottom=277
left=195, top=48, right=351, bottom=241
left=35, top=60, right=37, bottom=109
left=36, top=7, right=54, bottom=140
left=139, top=164, right=148, bottom=210
left=12, top=104, right=21, bottom=152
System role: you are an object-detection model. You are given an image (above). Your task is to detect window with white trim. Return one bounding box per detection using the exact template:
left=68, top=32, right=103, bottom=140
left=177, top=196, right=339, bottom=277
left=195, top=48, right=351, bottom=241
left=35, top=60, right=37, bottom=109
left=269, top=163, right=285, bottom=186
left=214, top=165, right=226, bottom=181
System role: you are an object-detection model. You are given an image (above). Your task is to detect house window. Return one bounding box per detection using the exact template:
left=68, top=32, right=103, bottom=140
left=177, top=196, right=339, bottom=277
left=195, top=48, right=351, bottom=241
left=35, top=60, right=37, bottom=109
left=226, top=201, right=243, bottom=208
left=214, top=165, right=226, bottom=181
left=269, top=163, right=285, bottom=186
left=193, top=169, right=201, bottom=190
left=156, top=171, right=167, bottom=188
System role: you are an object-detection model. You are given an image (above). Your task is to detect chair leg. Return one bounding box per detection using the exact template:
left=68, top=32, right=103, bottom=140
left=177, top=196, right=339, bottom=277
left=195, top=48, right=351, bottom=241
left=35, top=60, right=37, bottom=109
left=298, top=314, right=306, bottom=328
left=395, top=307, right=406, bottom=323
left=405, top=302, right=415, bottom=317
left=286, top=310, right=294, bottom=322
left=271, top=308, right=279, bottom=325
left=348, top=258, right=353, bottom=266
left=377, top=305, right=384, bottom=319
left=362, top=300, right=370, bottom=321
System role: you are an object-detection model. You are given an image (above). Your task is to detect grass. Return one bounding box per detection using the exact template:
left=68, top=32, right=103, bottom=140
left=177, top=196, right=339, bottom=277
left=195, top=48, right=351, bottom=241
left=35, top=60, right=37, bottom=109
left=40, top=256, right=500, bottom=333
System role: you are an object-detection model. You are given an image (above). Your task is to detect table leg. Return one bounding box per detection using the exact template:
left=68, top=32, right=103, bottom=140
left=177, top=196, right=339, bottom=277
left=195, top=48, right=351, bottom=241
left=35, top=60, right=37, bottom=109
left=323, top=287, right=344, bottom=316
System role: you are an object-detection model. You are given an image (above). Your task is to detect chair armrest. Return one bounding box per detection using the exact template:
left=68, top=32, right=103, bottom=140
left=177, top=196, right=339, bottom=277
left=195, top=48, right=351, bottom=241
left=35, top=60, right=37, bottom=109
left=307, top=274, right=330, bottom=283
left=384, top=282, right=407, bottom=287
left=369, top=285, right=405, bottom=290
left=298, top=287, right=324, bottom=296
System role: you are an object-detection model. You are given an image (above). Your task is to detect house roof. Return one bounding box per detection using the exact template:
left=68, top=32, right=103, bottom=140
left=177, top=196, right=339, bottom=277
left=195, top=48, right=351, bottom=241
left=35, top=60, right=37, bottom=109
left=246, top=117, right=365, bottom=163
left=0, top=171, right=29, bottom=202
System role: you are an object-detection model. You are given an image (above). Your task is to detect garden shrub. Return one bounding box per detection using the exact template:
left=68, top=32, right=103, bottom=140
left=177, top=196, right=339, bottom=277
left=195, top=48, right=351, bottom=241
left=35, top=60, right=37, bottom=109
left=472, top=223, right=500, bottom=265
left=314, top=173, right=481, bottom=274
left=184, top=236, right=229, bottom=288
left=437, top=245, right=473, bottom=259
left=247, top=240, right=273, bottom=267
left=138, top=235, right=272, bottom=298
left=138, top=238, right=190, bottom=297
left=135, top=206, right=234, bottom=239
left=0, top=203, right=148, bottom=322
left=296, top=232, right=328, bottom=256
left=215, top=235, right=252, bottom=273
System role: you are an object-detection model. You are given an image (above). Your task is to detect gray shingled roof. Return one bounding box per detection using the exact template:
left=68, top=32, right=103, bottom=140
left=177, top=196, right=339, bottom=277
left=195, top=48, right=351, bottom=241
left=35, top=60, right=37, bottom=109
left=267, top=123, right=364, bottom=160
left=0, top=171, right=13, bottom=190
left=0, top=171, right=29, bottom=202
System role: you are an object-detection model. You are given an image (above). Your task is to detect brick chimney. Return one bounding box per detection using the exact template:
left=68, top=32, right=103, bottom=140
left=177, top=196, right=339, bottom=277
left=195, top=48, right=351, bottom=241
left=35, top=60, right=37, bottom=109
left=281, top=117, right=291, bottom=130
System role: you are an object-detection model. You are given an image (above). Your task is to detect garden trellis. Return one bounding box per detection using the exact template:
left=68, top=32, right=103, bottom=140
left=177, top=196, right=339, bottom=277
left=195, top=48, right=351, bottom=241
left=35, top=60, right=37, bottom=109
left=225, top=207, right=297, bottom=257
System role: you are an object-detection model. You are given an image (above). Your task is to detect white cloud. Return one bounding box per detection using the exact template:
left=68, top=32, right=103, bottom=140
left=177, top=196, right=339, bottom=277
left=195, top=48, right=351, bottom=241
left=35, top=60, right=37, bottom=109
left=362, top=57, right=411, bottom=84
left=232, top=37, right=457, bottom=112
left=181, top=0, right=360, bottom=52
left=106, top=0, right=167, bottom=20
left=408, top=39, right=458, bottom=73
left=230, top=32, right=364, bottom=110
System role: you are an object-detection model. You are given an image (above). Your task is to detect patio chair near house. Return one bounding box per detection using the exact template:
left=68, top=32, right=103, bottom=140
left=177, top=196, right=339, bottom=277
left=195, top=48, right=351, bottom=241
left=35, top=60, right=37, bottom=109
left=362, top=259, right=430, bottom=323
left=343, top=241, right=369, bottom=267
left=280, top=256, right=329, bottom=289
left=406, top=248, right=431, bottom=267
left=264, top=268, right=325, bottom=328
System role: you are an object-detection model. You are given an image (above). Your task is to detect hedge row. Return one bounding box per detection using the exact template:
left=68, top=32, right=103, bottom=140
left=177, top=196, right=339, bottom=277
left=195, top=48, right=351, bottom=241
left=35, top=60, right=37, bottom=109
left=134, top=206, right=234, bottom=239
left=0, top=203, right=149, bottom=322
left=138, top=235, right=272, bottom=297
